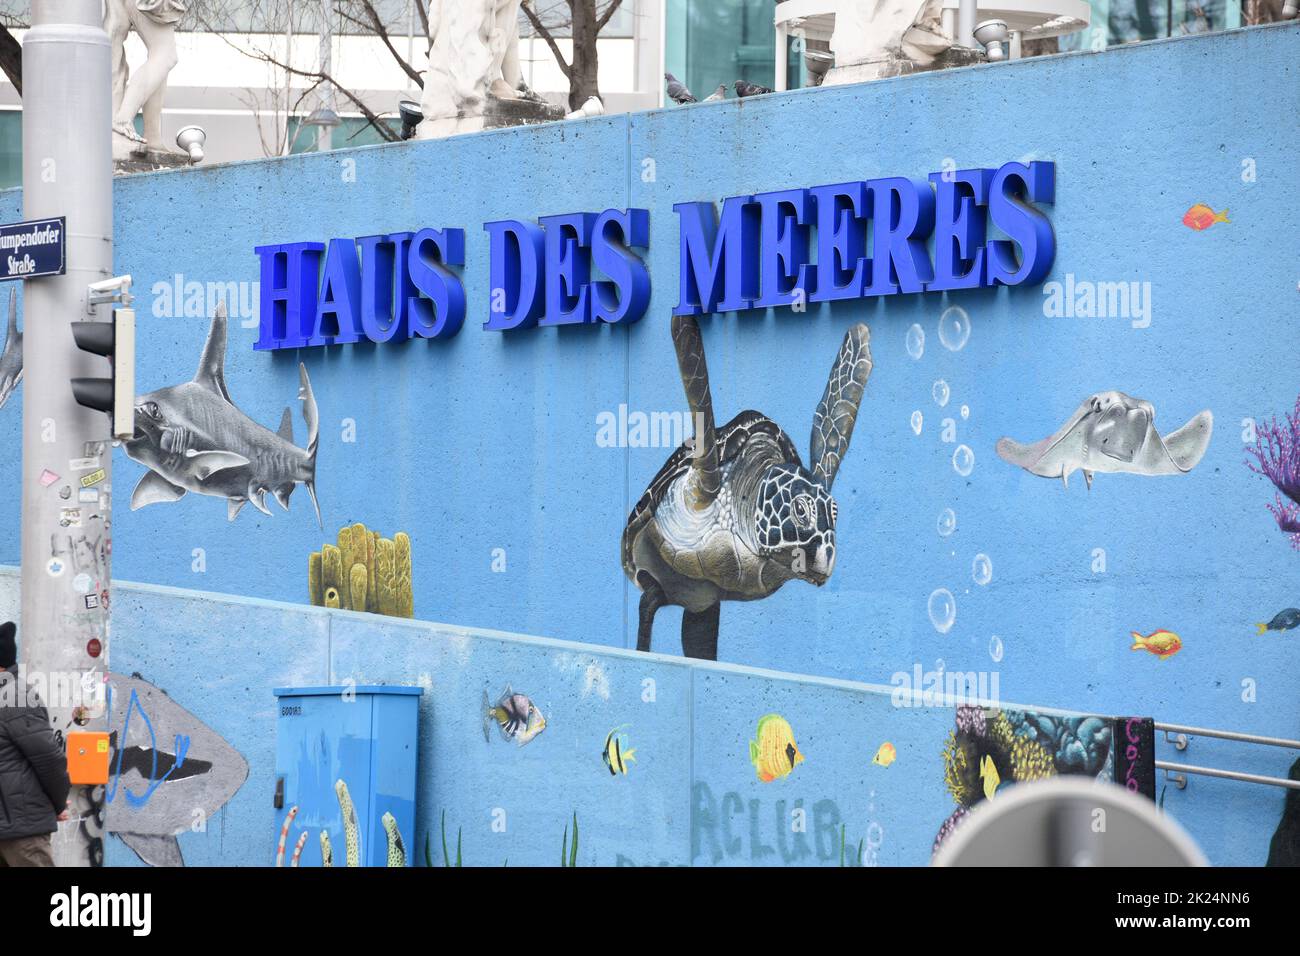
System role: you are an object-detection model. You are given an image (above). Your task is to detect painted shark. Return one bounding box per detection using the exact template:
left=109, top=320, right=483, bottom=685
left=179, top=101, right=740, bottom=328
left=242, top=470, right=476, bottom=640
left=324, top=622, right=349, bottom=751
left=103, top=672, right=249, bottom=867
left=0, top=288, right=22, bottom=409
left=123, top=302, right=321, bottom=525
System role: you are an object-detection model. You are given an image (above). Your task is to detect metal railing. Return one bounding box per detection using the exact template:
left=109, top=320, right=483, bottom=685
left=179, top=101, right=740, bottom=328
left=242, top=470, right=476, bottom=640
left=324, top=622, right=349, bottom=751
left=1154, top=722, right=1300, bottom=791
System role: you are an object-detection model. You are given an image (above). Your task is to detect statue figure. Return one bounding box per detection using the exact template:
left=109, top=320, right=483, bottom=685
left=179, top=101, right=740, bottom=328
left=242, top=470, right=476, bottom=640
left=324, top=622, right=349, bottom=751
left=105, top=0, right=186, bottom=153
left=419, top=0, right=529, bottom=137
left=825, top=0, right=952, bottom=83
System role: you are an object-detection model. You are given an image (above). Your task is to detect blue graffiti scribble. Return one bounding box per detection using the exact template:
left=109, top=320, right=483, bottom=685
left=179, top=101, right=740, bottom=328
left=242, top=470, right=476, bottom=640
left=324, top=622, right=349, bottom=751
left=105, top=686, right=190, bottom=807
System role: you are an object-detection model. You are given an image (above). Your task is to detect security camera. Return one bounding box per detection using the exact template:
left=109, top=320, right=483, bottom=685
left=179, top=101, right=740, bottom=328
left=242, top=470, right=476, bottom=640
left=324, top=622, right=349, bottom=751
left=974, top=19, right=1010, bottom=61
left=398, top=99, right=423, bottom=141
left=176, top=125, right=206, bottom=164
left=86, top=274, right=133, bottom=312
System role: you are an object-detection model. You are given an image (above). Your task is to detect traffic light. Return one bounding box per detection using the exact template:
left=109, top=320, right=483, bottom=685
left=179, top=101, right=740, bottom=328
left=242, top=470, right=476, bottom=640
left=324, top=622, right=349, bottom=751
left=71, top=307, right=134, bottom=440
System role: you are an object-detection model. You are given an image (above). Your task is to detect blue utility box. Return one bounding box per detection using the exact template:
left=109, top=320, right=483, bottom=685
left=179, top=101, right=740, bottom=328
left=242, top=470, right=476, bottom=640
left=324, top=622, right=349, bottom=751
left=272, top=685, right=422, bottom=867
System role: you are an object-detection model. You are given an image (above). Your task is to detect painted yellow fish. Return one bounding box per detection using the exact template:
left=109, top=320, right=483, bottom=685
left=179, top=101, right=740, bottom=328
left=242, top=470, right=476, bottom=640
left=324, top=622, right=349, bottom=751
left=980, top=754, right=1001, bottom=800
left=1130, top=629, right=1183, bottom=660
left=602, top=727, right=636, bottom=776
left=749, top=714, right=804, bottom=783
left=872, top=742, right=896, bottom=767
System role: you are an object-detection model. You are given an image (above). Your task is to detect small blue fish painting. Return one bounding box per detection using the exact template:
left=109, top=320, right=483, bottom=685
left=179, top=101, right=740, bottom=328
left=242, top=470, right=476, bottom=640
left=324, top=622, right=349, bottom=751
left=1257, top=608, right=1300, bottom=635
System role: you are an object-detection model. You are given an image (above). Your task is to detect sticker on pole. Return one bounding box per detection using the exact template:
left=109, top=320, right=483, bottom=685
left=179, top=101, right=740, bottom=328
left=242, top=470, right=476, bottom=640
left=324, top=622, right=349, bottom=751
left=1, top=217, right=66, bottom=281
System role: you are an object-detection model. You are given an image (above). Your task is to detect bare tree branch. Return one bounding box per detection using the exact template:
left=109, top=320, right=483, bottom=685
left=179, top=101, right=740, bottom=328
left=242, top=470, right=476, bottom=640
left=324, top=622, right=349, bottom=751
left=596, top=0, right=623, bottom=32
left=0, top=23, right=20, bottom=95
left=341, top=0, right=423, bottom=89
left=191, top=5, right=401, bottom=143
left=521, top=1, right=572, bottom=79
left=260, top=51, right=402, bottom=141
left=237, top=75, right=325, bottom=157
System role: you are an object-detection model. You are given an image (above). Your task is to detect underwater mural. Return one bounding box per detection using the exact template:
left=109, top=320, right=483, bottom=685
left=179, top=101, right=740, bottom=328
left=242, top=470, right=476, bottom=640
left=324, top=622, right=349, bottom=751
left=103, top=672, right=250, bottom=867
left=271, top=777, right=397, bottom=867
left=1246, top=396, right=1300, bottom=549
left=1257, top=608, right=1300, bottom=635
left=932, top=706, right=1115, bottom=855
left=601, top=726, right=636, bottom=776
left=1130, top=628, right=1184, bottom=661
left=749, top=714, right=805, bottom=783
left=482, top=686, right=546, bottom=745
left=308, top=523, right=414, bottom=616
left=125, top=303, right=321, bottom=527
left=623, top=315, right=873, bottom=661
left=0, top=288, right=21, bottom=410
left=996, top=391, right=1212, bottom=489
left=1182, top=203, right=1229, bottom=231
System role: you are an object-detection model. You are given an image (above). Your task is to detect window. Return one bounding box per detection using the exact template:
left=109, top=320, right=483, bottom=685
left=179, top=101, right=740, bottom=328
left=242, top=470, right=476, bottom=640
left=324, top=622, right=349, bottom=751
left=665, top=0, right=800, bottom=100
left=0, top=110, right=20, bottom=191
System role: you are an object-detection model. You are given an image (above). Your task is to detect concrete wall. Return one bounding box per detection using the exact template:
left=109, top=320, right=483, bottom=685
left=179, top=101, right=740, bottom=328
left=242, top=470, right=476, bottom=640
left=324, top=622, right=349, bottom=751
left=1, top=25, right=1298, bottom=864
left=0, top=567, right=1181, bottom=866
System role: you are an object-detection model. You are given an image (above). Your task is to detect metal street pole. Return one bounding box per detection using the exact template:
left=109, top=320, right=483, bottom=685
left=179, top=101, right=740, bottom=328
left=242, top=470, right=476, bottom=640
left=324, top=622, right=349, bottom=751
left=318, top=0, right=334, bottom=151
left=21, top=0, right=113, bottom=867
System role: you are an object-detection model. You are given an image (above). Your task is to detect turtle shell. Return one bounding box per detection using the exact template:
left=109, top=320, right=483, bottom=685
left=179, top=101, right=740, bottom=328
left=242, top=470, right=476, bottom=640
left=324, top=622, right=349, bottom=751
left=621, top=409, right=801, bottom=580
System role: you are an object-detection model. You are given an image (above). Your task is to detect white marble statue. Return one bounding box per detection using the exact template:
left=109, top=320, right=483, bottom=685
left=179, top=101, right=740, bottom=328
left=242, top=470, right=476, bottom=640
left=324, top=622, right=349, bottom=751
left=106, top=0, right=186, bottom=153
left=825, top=0, right=952, bottom=83
left=419, top=0, right=524, bottom=137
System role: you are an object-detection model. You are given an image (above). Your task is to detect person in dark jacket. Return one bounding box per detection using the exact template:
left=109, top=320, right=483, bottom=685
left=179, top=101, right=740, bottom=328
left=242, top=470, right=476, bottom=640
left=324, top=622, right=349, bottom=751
left=0, top=621, right=71, bottom=866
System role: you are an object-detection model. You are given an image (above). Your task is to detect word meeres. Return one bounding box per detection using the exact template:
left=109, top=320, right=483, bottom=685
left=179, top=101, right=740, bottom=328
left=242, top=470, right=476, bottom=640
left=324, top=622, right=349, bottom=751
left=252, top=161, right=1056, bottom=352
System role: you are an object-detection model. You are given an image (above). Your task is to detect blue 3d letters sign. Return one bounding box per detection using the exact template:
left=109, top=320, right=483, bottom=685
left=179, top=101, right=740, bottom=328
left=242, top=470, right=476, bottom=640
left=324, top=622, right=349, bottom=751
left=253, top=161, right=1054, bottom=351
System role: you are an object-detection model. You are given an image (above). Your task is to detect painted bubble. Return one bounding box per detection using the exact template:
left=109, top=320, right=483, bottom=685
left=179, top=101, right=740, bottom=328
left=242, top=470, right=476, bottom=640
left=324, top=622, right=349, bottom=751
left=989, top=634, right=1004, bottom=663
left=932, top=379, right=950, bottom=408
left=972, top=553, right=993, bottom=586
left=906, top=323, right=925, bottom=360
left=952, top=444, right=975, bottom=477
left=865, top=820, right=885, bottom=850
left=938, top=305, right=971, bottom=351
left=937, top=507, right=957, bottom=537
left=960, top=404, right=969, bottom=419
left=910, top=410, right=923, bottom=435
left=928, top=588, right=956, bottom=634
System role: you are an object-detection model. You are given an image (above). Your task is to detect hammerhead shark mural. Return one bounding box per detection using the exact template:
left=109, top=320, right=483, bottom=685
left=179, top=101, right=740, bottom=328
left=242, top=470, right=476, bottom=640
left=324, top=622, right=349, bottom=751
left=0, top=289, right=22, bottom=410
left=124, top=302, right=321, bottom=526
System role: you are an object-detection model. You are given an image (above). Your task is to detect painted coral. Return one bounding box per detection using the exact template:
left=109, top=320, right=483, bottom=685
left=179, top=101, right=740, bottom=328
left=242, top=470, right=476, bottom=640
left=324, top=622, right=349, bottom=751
left=1246, top=397, right=1300, bottom=549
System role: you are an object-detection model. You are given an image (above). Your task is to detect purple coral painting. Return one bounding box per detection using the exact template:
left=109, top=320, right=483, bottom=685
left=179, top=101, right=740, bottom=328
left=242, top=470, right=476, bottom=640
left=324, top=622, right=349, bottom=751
left=1246, top=397, right=1300, bottom=549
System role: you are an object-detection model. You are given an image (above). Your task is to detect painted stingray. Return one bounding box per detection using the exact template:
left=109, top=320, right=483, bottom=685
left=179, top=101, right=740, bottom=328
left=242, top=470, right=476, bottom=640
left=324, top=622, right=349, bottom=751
left=103, top=673, right=249, bottom=867
left=996, top=391, right=1212, bottom=489
left=0, top=288, right=22, bottom=409
left=123, top=302, right=321, bottom=525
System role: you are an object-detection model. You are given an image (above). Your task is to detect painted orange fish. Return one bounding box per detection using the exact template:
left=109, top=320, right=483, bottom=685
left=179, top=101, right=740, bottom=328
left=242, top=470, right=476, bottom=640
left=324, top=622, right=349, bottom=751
left=1182, top=204, right=1229, bottom=231
left=1131, top=629, right=1183, bottom=660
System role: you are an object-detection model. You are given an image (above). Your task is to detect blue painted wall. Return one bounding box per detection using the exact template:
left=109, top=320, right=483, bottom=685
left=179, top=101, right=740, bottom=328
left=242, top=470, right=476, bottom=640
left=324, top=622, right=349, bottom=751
left=1, top=26, right=1297, bottom=864
left=0, top=569, right=1173, bottom=866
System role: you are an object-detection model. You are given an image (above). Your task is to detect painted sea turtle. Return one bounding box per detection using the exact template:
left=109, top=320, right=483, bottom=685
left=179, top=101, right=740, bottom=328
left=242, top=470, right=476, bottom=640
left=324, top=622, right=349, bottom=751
left=622, top=315, right=873, bottom=660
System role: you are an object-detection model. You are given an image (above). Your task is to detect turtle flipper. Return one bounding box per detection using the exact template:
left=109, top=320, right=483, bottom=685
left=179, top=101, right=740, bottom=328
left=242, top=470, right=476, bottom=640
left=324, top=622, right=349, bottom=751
left=671, top=314, right=721, bottom=508
left=681, top=603, right=720, bottom=660
left=809, top=323, right=873, bottom=490
left=636, top=577, right=667, bottom=652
